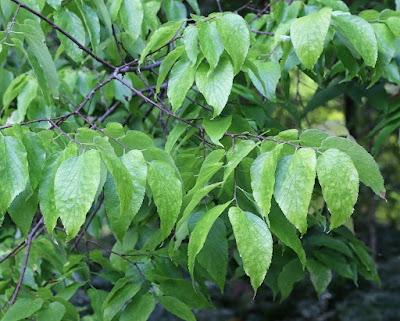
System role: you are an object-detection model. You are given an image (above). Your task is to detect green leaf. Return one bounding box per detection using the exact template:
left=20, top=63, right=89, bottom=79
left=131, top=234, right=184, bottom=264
left=223, top=140, right=256, bottom=184
left=269, top=203, right=306, bottom=266
left=188, top=201, right=231, bottom=277
left=228, top=207, right=273, bottom=292
left=183, top=25, right=199, bottom=64
left=274, top=148, right=316, bottom=234
left=385, top=16, right=400, bottom=37
left=8, top=189, right=38, bottom=236
left=156, top=45, right=185, bottom=93
left=39, top=144, right=78, bottom=232
left=148, top=160, right=182, bottom=241
left=54, top=9, right=86, bottom=63
left=215, top=13, right=250, bottom=73
left=277, top=259, right=304, bottom=300
left=202, top=116, right=232, bottom=146
left=120, top=0, right=144, bottom=41
left=37, top=302, right=66, bottom=321
left=332, top=12, right=378, bottom=67
left=300, top=129, right=330, bottom=147
left=2, top=298, right=43, bottom=321
left=8, top=77, right=38, bottom=124
left=167, top=58, right=196, bottom=111
left=0, top=135, right=29, bottom=216
left=79, top=3, right=101, bottom=53
left=316, top=0, right=349, bottom=11
left=195, top=57, right=234, bottom=117
left=54, top=150, right=101, bottom=238
left=317, top=148, right=359, bottom=229
left=120, top=293, right=156, bottom=321
left=290, top=8, right=332, bottom=69
left=306, top=259, right=332, bottom=297
left=321, top=137, right=385, bottom=197
left=197, top=21, right=224, bottom=69
left=140, top=21, right=183, bottom=64
left=158, top=296, right=196, bottom=321
left=246, top=60, right=281, bottom=101
left=251, top=144, right=283, bottom=218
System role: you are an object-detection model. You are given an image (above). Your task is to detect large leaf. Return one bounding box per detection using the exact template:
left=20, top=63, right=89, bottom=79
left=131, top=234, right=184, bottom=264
left=54, top=150, right=101, bottom=238
left=148, top=160, right=182, bottom=241
left=195, top=57, right=234, bottom=117
left=120, top=0, right=143, bottom=41
left=216, top=13, right=250, bottom=73
left=2, top=298, right=43, bottom=321
left=228, top=207, right=273, bottom=292
left=332, top=12, right=378, bottom=67
left=290, top=8, right=332, bottom=69
left=187, top=201, right=231, bottom=277
left=197, top=21, right=224, bottom=69
left=317, top=148, right=359, bottom=229
left=274, top=148, right=316, bottom=233
left=250, top=144, right=283, bottom=218
left=321, top=137, right=385, bottom=197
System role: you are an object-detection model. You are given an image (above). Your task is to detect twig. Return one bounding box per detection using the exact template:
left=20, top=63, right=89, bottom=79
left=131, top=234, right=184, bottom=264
left=216, top=0, right=223, bottom=12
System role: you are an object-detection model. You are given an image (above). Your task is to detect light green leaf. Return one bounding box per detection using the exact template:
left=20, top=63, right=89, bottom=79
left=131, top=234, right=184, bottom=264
left=317, top=148, right=359, bottom=229
left=37, top=302, right=66, bottom=321
left=156, top=45, right=185, bottom=93
left=183, top=25, right=199, bottom=64
left=158, top=296, right=196, bottom=321
left=120, top=293, right=156, bottom=321
left=251, top=144, right=283, bottom=218
left=54, top=150, right=101, bottom=238
left=0, top=135, right=29, bottom=216
left=385, top=16, right=400, bottom=37
left=197, top=21, right=224, bottom=69
left=216, top=13, right=250, bottom=73
left=109, top=0, right=122, bottom=21
left=140, top=21, right=183, bottom=63
left=188, top=201, right=231, bottom=277
left=203, top=116, right=232, bottom=146
left=290, top=8, right=332, bottom=69
left=2, top=298, right=43, bottom=321
left=228, top=207, right=273, bottom=292
left=167, top=58, right=196, bottom=111
left=321, top=137, right=385, bottom=197
left=120, top=0, right=143, bottom=41
left=307, top=259, right=332, bottom=296
left=54, top=9, right=86, bottom=63
left=46, top=0, right=62, bottom=9
left=299, top=129, right=330, bottom=147
left=148, top=160, right=182, bottom=241
left=316, top=0, right=349, bottom=11
left=8, top=77, right=38, bottom=124
left=246, top=60, right=281, bottom=101
left=274, top=148, right=316, bottom=234
left=195, top=57, right=234, bottom=117
left=332, top=12, right=378, bottom=67
left=79, top=3, right=101, bottom=53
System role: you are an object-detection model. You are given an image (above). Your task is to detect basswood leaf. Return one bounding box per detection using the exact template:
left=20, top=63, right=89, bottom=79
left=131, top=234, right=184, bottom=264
left=290, top=8, right=332, bottom=69
left=251, top=144, right=283, bottom=218
left=148, top=160, right=182, bottom=241
left=385, top=16, right=400, bottom=37
left=274, top=148, right=316, bottom=234
left=277, top=259, right=304, bottom=301
left=228, top=207, right=273, bottom=292
left=39, top=144, right=78, bottom=232
left=223, top=140, right=256, bottom=184
left=321, top=137, right=385, bottom=197
left=317, top=148, right=359, bottom=229
left=197, top=21, right=224, bottom=69
left=79, top=3, right=101, bottom=53
left=37, top=302, right=66, bottom=321
left=246, top=60, right=281, bottom=101
left=307, top=259, right=332, bottom=297
left=120, top=0, right=143, bottom=41
left=8, top=190, right=38, bottom=236
left=196, top=57, right=234, bottom=117
left=167, top=58, right=196, bottom=111
left=54, top=150, right=101, bottom=238
left=332, top=12, right=378, bottom=67
left=2, top=298, right=43, bottom=321
left=156, top=45, right=184, bottom=93
left=140, top=21, right=183, bottom=63
left=188, top=201, right=231, bottom=278
left=202, top=116, right=232, bottom=146
left=158, top=296, right=196, bottom=321
left=120, top=293, right=156, bottom=321
left=300, top=129, right=330, bottom=147
left=0, top=135, right=29, bottom=217
left=183, top=25, right=199, bottom=64
left=216, top=13, right=250, bottom=74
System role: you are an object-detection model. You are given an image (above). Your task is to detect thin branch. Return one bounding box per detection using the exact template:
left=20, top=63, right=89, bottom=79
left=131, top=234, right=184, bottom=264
left=216, top=0, right=223, bottom=12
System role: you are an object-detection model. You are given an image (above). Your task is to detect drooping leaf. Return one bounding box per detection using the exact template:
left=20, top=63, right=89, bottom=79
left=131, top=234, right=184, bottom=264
left=246, top=60, right=281, bottom=101
left=228, top=207, right=273, bottom=292
left=197, top=21, right=224, bottom=69
left=183, top=25, right=199, bottom=64
left=78, top=3, right=101, bottom=53
left=223, top=140, right=256, bottom=184
left=274, top=148, right=316, bottom=233
left=277, top=258, right=304, bottom=301
left=158, top=296, right=196, bottom=321
left=156, top=45, right=185, bottom=93
left=306, top=259, right=332, bottom=297
left=2, top=298, right=43, bottom=321
left=120, top=293, right=156, bottom=321
left=37, top=302, right=66, bottom=321
left=120, top=0, right=144, bottom=41
left=202, top=116, right=232, bottom=146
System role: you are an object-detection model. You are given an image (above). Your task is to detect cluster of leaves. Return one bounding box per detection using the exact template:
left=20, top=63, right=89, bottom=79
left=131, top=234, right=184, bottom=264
left=0, top=0, right=397, bottom=320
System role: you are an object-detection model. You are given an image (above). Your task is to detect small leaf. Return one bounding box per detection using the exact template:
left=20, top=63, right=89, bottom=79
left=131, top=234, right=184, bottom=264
left=79, top=3, right=101, bottom=53
left=317, top=148, right=359, bottom=229
left=2, top=298, right=43, bottom=321
left=197, top=21, right=224, bottom=69
left=228, top=207, right=273, bottom=292
left=277, top=259, right=304, bottom=301
left=158, top=296, right=196, bottom=321
left=167, top=58, right=196, bottom=111
left=202, top=116, right=232, bottom=146
left=274, top=148, right=316, bottom=233
left=251, top=144, right=283, bottom=218
left=223, top=140, right=256, bottom=184
left=188, top=201, right=231, bottom=277
left=54, top=150, right=101, bottom=238
left=183, top=25, right=199, bottom=64
left=246, top=60, right=281, bottom=101
left=37, top=302, right=66, bottom=321
left=321, top=137, right=385, bottom=197
left=195, top=57, right=234, bottom=117
left=156, top=45, right=185, bottom=93
left=120, top=293, right=156, bottom=321
left=307, top=259, right=332, bottom=297
left=120, top=0, right=143, bottom=41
